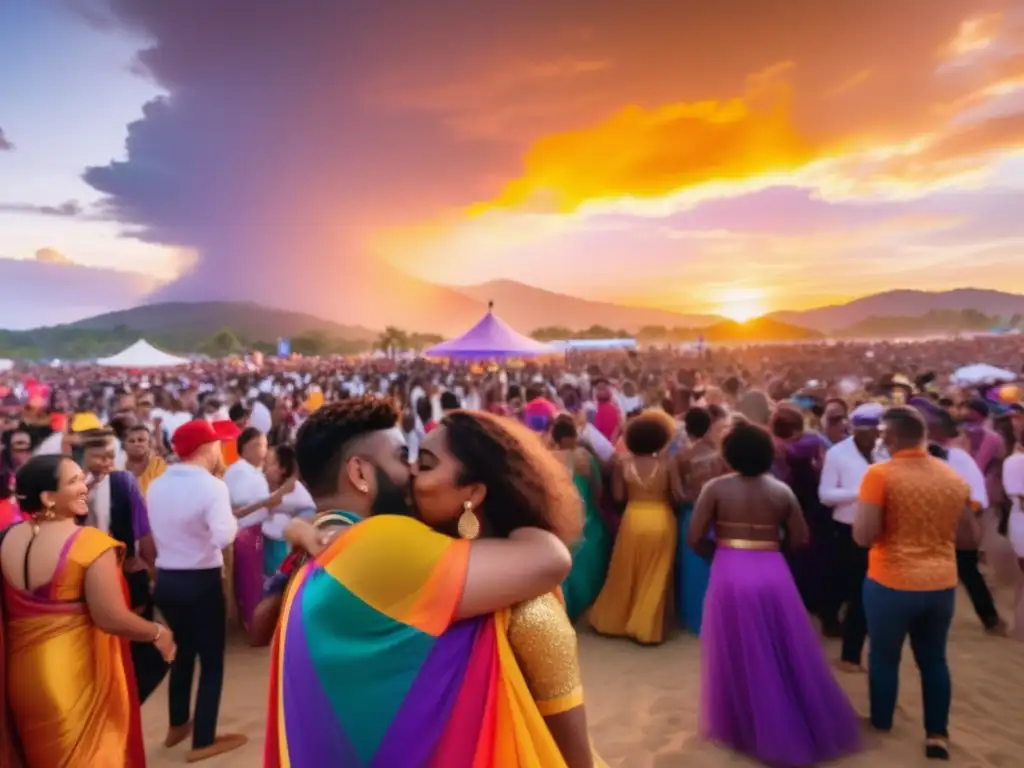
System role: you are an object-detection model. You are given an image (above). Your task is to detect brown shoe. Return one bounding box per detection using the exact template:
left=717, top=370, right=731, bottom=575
left=186, top=734, right=248, bottom=763
left=164, top=722, right=193, bottom=748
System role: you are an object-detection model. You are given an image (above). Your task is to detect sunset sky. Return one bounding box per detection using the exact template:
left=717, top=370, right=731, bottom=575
left=1, top=0, right=1023, bottom=327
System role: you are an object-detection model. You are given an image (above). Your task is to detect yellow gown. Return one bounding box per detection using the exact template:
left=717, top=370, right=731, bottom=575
left=589, top=457, right=677, bottom=644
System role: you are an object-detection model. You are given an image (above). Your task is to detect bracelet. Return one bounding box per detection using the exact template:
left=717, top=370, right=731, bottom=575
left=152, top=623, right=163, bottom=643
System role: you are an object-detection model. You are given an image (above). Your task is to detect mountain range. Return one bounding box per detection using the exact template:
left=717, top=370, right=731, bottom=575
left=767, top=288, right=1024, bottom=332
left=9, top=283, right=1024, bottom=344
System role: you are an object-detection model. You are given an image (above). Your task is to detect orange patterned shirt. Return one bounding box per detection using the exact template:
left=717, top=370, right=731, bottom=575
left=858, top=449, right=969, bottom=591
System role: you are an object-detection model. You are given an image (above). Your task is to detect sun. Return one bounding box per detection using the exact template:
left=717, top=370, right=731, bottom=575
left=714, top=287, right=769, bottom=323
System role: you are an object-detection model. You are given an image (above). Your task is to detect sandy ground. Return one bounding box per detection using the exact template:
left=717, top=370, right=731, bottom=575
left=145, top=587, right=1024, bottom=767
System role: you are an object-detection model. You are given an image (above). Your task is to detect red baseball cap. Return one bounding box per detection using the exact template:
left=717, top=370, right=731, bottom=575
left=212, top=419, right=241, bottom=441
left=172, top=419, right=220, bottom=459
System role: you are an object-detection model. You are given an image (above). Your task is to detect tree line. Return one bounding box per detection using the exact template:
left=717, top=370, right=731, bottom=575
left=0, top=324, right=446, bottom=361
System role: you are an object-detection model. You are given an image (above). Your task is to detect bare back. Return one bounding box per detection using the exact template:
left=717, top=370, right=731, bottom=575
left=688, top=473, right=809, bottom=549
left=620, top=455, right=672, bottom=503
left=0, top=520, right=81, bottom=593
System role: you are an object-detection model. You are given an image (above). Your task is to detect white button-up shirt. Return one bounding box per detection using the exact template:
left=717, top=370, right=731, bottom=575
left=147, top=463, right=238, bottom=570
left=819, top=437, right=874, bottom=525
left=223, top=459, right=271, bottom=530
left=947, top=446, right=989, bottom=508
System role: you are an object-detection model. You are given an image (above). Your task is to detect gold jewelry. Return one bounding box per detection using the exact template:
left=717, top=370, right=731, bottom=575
left=357, top=484, right=369, bottom=493
left=456, top=501, right=480, bottom=540
left=43, top=502, right=56, bottom=520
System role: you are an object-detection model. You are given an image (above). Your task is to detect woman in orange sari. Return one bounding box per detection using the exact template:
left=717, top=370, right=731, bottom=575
left=0, top=455, right=177, bottom=767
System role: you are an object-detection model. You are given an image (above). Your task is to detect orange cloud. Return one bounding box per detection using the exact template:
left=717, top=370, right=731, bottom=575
left=470, top=63, right=825, bottom=215
left=942, top=12, right=1003, bottom=60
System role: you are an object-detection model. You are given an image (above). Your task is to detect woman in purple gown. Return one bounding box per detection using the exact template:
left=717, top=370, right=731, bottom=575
left=771, top=406, right=838, bottom=633
left=689, top=420, right=860, bottom=767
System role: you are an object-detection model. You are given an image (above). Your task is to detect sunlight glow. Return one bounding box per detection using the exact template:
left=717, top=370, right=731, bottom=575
left=714, top=287, right=769, bottom=322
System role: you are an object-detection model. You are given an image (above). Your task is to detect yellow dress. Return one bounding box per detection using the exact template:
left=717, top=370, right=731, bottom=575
left=589, top=458, right=677, bottom=644
left=509, top=593, right=607, bottom=767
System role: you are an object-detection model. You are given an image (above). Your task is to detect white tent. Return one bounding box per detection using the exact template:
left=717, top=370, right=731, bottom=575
left=0, top=358, right=13, bottom=373
left=951, top=363, right=1017, bottom=386
left=96, top=339, right=190, bottom=368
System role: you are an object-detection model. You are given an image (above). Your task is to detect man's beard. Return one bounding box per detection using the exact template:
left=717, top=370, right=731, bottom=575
left=370, top=465, right=413, bottom=517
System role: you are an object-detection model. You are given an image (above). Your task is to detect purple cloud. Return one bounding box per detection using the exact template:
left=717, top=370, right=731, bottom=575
left=79, top=1, right=559, bottom=327
left=0, top=200, right=83, bottom=217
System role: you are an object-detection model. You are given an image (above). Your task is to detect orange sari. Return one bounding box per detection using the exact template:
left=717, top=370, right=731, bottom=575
left=0, top=527, right=146, bottom=767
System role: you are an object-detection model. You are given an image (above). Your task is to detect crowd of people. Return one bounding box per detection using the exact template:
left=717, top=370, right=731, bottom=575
left=0, top=333, right=1023, bottom=766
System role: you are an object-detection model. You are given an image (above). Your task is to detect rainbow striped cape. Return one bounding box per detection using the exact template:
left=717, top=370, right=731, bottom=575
left=265, top=514, right=568, bottom=767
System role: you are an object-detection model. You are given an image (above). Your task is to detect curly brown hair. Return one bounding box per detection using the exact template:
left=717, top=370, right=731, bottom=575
left=624, top=409, right=675, bottom=455
left=440, top=410, right=582, bottom=546
left=295, top=396, right=400, bottom=498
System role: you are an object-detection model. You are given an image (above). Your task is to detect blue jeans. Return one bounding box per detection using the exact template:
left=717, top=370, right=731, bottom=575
left=862, top=578, right=955, bottom=736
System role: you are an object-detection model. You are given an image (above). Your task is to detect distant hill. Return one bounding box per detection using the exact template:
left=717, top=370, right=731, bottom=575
left=64, top=301, right=378, bottom=343
left=700, top=317, right=823, bottom=343
left=771, top=289, right=1024, bottom=332
left=454, top=280, right=723, bottom=331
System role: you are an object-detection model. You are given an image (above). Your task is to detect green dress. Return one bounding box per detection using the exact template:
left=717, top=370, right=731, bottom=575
left=561, top=453, right=613, bottom=622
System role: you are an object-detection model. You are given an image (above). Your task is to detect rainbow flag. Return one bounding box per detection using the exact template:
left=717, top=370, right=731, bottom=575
left=265, top=515, right=568, bottom=767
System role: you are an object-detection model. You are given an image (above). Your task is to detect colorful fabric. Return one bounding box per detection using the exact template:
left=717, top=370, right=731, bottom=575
left=0, top=526, right=146, bottom=767
left=265, top=514, right=569, bottom=768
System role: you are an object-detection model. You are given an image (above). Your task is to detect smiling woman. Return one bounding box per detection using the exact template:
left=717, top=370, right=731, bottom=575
left=715, top=287, right=769, bottom=322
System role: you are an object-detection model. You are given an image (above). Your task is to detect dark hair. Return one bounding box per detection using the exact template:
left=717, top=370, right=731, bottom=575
left=108, top=415, right=134, bottom=442
left=81, top=428, right=116, bottom=452
left=415, top=396, right=433, bottom=423
left=824, top=397, right=848, bottom=415
left=707, top=403, right=728, bottom=422
left=683, top=407, right=712, bottom=439
left=770, top=405, right=804, bottom=441
left=295, top=396, right=400, bottom=497
left=439, top=411, right=581, bottom=545
left=229, top=402, right=250, bottom=423
left=272, top=443, right=298, bottom=478
left=15, top=455, right=65, bottom=514
left=722, top=421, right=776, bottom=477
left=550, top=413, right=577, bottom=444
left=933, top=410, right=960, bottom=441
left=128, top=423, right=151, bottom=437
left=440, top=391, right=460, bottom=411
left=881, top=406, right=927, bottom=448
left=236, top=426, right=264, bottom=456
left=624, top=410, right=674, bottom=455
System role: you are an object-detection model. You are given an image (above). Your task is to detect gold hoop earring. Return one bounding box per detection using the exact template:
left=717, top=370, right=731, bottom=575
left=456, top=501, right=480, bottom=540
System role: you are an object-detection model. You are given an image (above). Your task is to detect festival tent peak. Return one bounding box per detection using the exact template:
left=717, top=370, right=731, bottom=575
left=96, top=339, right=191, bottom=368
left=425, top=302, right=558, bottom=359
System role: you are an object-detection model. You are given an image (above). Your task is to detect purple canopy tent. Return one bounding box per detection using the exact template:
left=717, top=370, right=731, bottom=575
left=425, top=302, right=557, bottom=359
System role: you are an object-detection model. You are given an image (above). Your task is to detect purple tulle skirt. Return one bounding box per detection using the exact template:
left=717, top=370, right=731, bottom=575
left=233, top=525, right=264, bottom=632
left=700, top=547, right=861, bottom=767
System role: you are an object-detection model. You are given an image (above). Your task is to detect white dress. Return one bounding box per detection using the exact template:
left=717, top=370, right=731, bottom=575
left=1003, top=453, right=1024, bottom=558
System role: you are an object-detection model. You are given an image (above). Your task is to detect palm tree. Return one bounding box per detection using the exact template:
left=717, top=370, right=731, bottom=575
left=376, top=326, right=409, bottom=358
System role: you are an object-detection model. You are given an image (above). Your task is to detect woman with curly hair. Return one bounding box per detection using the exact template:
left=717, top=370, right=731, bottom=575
left=688, top=421, right=859, bottom=766
left=589, top=409, right=681, bottom=645
left=268, top=400, right=601, bottom=768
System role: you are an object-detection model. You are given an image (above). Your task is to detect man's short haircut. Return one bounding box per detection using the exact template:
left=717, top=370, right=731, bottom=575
left=236, top=426, right=264, bottom=456
left=881, top=405, right=927, bottom=448
left=295, top=396, right=400, bottom=498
